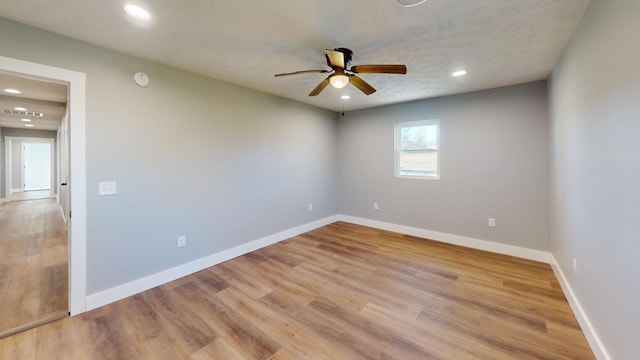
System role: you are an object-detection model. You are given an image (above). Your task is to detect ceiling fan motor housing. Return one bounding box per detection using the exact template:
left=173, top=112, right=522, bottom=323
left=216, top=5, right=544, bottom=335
left=326, top=48, right=353, bottom=68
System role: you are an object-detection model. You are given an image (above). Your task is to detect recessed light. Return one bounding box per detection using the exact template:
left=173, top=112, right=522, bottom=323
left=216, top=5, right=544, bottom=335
left=397, top=0, right=427, bottom=7
left=21, top=118, right=31, bottom=122
left=341, top=95, right=351, bottom=100
left=4, top=88, right=21, bottom=94
left=452, top=70, right=468, bottom=77
left=25, top=124, right=34, bottom=127
left=124, top=4, right=151, bottom=20
left=14, top=107, right=27, bottom=111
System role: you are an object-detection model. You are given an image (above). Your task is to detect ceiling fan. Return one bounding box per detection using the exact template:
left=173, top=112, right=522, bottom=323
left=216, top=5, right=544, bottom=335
left=274, top=48, right=407, bottom=96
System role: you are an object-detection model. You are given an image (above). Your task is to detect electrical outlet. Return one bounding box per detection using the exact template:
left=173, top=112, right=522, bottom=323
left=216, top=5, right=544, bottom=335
left=308, top=204, right=313, bottom=212
left=177, top=235, right=186, bottom=248
left=488, top=218, right=496, bottom=227
left=573, top=258, right=578, bottom=274
left=373, top=202, right=379, bottom=210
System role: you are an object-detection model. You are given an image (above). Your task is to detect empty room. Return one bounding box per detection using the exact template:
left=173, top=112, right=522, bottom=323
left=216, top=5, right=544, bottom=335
left=0, top=0, right=637, bottom=359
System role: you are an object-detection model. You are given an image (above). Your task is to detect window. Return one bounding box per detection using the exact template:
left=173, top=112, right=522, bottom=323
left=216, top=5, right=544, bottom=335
left=395, top=120, right=439, bottom=179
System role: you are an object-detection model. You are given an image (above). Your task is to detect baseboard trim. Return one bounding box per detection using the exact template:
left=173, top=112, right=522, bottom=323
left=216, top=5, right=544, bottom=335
left=550, top=257, right=611, bottom=360
left=85, top=215, right=339, bottom=311
left=337, top=215, right=552, bottom=263
left=10, top=188, right=21, bottom=194
left=83, top=212, right=607, bottom=360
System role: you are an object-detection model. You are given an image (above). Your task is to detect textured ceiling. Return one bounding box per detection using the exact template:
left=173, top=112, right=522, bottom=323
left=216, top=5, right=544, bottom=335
left=0, top=0, right=590, bottom=112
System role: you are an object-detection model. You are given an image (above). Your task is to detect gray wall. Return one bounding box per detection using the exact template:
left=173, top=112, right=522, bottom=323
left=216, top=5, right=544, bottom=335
left=1, top=128, right=57, bottom=196
left=338, top=82, right=550, bottom=250
left=10, top=140, right=21, bottom=189
left=549, top=0, right=640, bottom=358
left=0, top=18, right=338, bottom=294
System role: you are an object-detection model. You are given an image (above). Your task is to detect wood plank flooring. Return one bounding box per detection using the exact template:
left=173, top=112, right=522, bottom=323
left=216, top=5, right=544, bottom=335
left=8, top=191, right=52, bottom=202
left=0, top=221, right=594, bottom=359
left=0, top=199, right=68, bottom=338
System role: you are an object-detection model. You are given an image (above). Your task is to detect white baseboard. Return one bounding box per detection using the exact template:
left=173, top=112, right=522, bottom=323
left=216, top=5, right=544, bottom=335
left=83, top=212, right=607, bottom=360
left=10, top=188, right=22, bottom=194
left=85, top=215, right=339, bottom=311
left=550, top=257, right=611, bottom=360
left=336, top=215, right=606, bottom=359
left=337, top=215, right=553, bottom=263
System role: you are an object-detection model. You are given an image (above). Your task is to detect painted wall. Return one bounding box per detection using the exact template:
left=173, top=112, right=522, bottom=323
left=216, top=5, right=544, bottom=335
left=0, top=18, right=338, bottom=294
left=548, top=0, right=640, bottom=358
left=1, top=128, right=57, bottom=196
left=338, top=82, right=549, bottom=250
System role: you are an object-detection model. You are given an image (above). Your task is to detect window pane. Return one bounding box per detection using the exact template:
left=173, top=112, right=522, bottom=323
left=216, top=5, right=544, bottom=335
left=399, top=149, right=437, bottom=176
left=397, top=121, right=438, bottom=178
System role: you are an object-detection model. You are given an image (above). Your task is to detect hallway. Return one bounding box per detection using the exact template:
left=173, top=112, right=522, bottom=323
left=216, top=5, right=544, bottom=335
left=0, top=199, right=68, bottom=338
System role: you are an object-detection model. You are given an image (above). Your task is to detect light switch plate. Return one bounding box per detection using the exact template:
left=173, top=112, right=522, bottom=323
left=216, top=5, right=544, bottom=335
left=98, top=181, right=117, bottom=196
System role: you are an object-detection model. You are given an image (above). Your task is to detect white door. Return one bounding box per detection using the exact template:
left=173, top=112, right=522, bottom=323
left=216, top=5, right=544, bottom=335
left=59, top=111, right=70, bottom=226
left=23, top=142, right=51, bottom=191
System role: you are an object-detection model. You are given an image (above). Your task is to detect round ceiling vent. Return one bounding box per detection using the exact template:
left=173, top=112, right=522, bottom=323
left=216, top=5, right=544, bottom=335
left=397, top=0, right=427, bottom=7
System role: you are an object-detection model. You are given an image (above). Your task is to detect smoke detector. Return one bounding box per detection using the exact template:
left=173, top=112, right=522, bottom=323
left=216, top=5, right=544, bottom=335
left=397, top=0, right=427, bottom=7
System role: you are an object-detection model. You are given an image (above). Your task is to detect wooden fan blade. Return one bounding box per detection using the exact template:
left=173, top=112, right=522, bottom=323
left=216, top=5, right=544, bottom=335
left=309, top=77, right=331, bottom=96
left=349, top=75, right=377, bottom=95
left=325, top=49, right=345, bottom=69
left=275, top=70, right=329, bottom=77
left=350, top=65, right=407, bottom=74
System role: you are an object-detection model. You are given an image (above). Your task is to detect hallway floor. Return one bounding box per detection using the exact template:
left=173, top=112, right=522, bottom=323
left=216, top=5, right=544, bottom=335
left=0, top=198, right=67, bottom=338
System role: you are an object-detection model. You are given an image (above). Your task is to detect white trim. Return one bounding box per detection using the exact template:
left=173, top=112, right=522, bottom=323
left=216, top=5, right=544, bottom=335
left=0, top=56, right=87, bottom=316
left=59, top=204, right=68, bottom=230
left=395, top=119, right=440, bottom=180
left=550, top=257, right=611, bottom=360
left=337, top=215, right=553, bottom=263
left=4, top=137, right=54, bottom=196
left=85, top=215, right=339, bottom=311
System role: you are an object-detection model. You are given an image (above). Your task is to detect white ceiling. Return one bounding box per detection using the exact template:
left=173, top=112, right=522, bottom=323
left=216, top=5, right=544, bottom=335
left=0, top=0, right=590, bottom=112
left=0, top=72, right=67, bottom=131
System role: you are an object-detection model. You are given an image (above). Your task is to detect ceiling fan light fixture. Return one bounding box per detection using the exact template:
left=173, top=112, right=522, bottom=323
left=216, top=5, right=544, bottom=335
left=330, top=74, right=350, bottom=89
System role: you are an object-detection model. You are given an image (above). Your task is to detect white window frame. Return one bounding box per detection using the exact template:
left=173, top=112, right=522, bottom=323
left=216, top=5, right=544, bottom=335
left=395, top=119, right=440, bottom=180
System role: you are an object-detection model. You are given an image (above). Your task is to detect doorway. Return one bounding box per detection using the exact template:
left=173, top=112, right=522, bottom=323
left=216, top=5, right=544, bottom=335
left=5, top=138, right=55, bottom=202
left=0, top=56, right=86, bottom=332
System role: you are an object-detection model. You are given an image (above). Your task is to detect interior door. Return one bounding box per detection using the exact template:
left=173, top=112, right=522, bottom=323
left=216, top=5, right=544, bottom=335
left=23, top=142, right=51, bottom=191
left=59, top=110, right=70, bottom=226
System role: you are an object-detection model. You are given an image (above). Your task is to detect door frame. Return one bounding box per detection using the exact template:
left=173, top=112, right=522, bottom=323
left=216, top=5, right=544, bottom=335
left=0, top=56, right=87, bottom=315
left=4, top=137, right=55, bottom=194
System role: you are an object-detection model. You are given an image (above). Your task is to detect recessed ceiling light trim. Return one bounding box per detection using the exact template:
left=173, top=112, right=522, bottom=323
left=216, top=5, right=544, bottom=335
left=14, top=106, right=27, bottom=111
left=25, top=124, right=34, bottom=127
left=397, top=0, right=427, bottom=7
left=452, top=70, right=468, bottom=77
left=21, top=118, right=31, bottom=122
left=4, top=88, right=21, bottom=94
left=124, top=4, right=151, bottom=20
left=341, top=95, right=351, bottom=100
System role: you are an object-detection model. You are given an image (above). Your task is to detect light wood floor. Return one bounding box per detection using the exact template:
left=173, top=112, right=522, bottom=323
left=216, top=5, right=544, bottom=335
left=0, top=199, right=68, bottom=338
left=8, top=191, right=52, bottom=202
left=0, top=221, right=594, bottom=359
